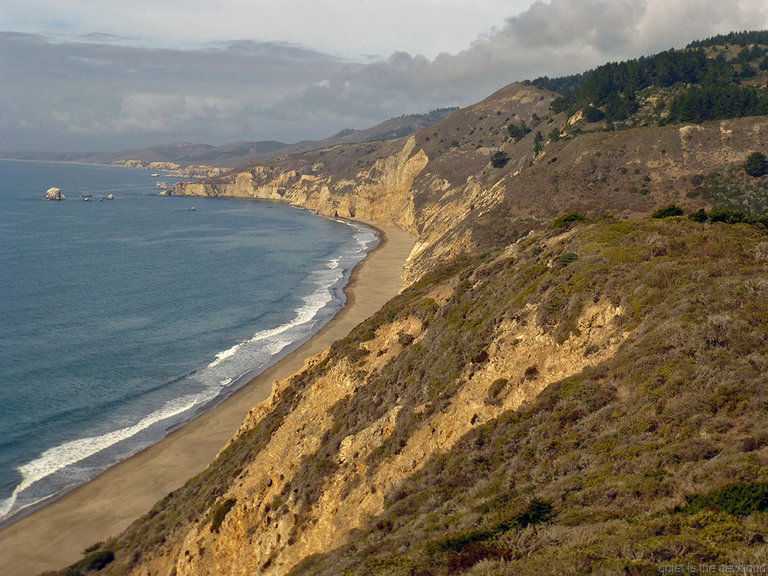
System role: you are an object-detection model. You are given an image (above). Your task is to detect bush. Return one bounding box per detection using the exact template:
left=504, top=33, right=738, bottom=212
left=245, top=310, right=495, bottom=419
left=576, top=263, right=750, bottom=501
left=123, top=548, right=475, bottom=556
left=552, top=212, right=589, bottom=230
left=678, top=482, right=768, bottom=516
left=744, top=152, right=768, bottom=177
left=555, top=252, right=578, bottom=267
left=514, top=499, right=554, bottom=527
left=709, top=208, right=750, bottom=224
left=689, top=208, right=708, bottom=222
left=507, top=121, right=531, bottom=140
left=490, top=151, right=510, bottom=168
left=211, top=498, right=237, bottom=533
left=652, top=204, right=684, bottom=218
left=582, top=105, right=605, bottom=122
left=64, top=550, right=115, bottom=576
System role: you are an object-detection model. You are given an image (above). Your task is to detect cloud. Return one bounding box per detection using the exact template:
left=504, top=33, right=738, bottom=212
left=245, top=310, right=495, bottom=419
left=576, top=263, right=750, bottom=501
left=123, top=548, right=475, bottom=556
left=2, top=1, right=768, bottom=152
left=503, top=0, right=646, bottom=51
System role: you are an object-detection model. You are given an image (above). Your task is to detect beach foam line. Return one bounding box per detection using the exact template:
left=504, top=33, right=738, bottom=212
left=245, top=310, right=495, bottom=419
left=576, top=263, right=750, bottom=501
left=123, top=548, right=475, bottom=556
left=207, top=342, right=241, bottom=368
left=0, top=388, right=217, bottom=523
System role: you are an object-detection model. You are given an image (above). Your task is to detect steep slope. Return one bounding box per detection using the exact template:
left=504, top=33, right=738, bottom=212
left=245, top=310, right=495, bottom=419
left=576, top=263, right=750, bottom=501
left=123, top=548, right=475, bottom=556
left=290, top=218, right=768, bottom=575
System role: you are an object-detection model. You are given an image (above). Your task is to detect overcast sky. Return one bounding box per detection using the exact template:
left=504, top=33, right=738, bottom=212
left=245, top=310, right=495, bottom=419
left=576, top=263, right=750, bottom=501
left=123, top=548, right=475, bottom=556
left=3, top=0, right=768, bottom=152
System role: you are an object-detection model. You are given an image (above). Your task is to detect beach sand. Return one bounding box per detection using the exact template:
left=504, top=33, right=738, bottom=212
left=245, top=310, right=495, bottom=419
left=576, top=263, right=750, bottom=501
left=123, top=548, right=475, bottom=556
left=0, top=223, right=415, bottom=576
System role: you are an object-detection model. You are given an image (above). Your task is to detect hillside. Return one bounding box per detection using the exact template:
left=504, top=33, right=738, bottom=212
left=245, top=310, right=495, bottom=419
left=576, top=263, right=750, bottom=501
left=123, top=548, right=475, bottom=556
left=49, top=32, right=768, bottom=575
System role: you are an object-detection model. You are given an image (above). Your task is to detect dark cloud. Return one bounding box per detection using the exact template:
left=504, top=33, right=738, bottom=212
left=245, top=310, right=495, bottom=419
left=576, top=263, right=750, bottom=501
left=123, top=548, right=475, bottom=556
left=2, top=1, right=768, bottom=152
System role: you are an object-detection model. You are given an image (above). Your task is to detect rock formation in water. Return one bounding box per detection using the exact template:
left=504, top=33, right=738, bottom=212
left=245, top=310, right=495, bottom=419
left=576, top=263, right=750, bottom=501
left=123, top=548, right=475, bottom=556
left=44, top=187, right=65, bottom=200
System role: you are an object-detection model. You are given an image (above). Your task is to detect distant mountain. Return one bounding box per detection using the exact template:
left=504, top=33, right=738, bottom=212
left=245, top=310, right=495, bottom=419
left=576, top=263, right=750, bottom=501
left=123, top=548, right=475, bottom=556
left=0, top=109, right=457, bottom=170
left=74, top=140, right=290, bottom=168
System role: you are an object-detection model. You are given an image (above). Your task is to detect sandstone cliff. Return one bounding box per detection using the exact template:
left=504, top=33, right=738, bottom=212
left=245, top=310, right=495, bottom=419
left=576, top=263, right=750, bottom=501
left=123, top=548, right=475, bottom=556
left=170, top=83, right=768, bottom=284
left=73, top=216, right=768, bottom=576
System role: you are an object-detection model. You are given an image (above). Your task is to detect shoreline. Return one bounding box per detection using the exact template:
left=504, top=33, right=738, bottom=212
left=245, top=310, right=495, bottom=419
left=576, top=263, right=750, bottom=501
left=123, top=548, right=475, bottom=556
left=0, top=221, right=415, bottom=576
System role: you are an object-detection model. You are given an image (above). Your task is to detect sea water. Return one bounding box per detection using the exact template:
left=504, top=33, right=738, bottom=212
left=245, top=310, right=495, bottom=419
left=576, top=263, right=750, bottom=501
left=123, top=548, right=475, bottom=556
left=0, top=159, right=376, bottom=524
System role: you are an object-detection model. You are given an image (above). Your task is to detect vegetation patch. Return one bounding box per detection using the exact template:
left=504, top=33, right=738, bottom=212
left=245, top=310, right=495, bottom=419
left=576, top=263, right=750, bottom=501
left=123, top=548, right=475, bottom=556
left=551, top=211, right=589, bottom=230
left=284, top=218, right=768, bottom=576
left=745, top=151, right=768, bottom=177
left=652, top=203, right=684, bottom=218
left=490, top=151, right=510, bottom=168
left=210, top=498, right=237, bottom=533
left=674, top=482, right=768, bottom=516
left=62, top=550, right=115, bottom=576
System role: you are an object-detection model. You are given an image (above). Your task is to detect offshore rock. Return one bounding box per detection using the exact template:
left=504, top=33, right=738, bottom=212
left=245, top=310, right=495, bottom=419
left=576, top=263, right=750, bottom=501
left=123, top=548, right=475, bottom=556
left=44, top=187, right=65, bottom=200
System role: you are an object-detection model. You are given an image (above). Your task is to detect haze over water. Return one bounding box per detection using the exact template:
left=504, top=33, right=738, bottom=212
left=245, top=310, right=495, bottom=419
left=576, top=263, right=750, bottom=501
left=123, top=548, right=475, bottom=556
left=0, top=159, right=376, bottom=524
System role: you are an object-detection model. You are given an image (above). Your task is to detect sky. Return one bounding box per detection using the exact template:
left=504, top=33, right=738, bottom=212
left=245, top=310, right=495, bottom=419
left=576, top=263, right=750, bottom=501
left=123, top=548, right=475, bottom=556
left=3, top=0, right=768, bottom=153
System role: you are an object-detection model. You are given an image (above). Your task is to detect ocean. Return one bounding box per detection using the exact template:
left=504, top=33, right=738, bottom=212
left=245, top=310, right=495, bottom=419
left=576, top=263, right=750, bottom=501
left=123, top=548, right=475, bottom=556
left=0, top=159, right=376, bottom=525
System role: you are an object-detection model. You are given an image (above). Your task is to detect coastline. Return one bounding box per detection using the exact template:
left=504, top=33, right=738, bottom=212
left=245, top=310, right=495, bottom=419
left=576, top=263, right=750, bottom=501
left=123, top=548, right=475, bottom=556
left=0, top=221, right=415, bottom=576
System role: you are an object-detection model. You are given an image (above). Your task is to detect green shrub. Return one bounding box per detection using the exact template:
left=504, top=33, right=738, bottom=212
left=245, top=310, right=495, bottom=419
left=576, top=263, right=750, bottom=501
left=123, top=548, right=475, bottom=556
left=514, top=499, right=554, bottom=527
left=507, top=121, right=531, bottom=140
left=676, top=482, right=768, bottom=516
left=582, top=105, right=605, bottom=122
left=438, top=499, right=553, bottom=553
left=689, top=208, right=708, bottom=222
left=64, top=550, right=115, bottom=576
left=210, top=498, right=237, bottom=533
left=552, top=212, right=588, bottom=230
left=709, top=208, right=750, bottom=224
left=745, top=151, right=768, bottom=177
left=652, top=204, right=684, bottom=218
left=490, top=151, right=510, bottom=168
left=556, top=252, right=578, bottom=267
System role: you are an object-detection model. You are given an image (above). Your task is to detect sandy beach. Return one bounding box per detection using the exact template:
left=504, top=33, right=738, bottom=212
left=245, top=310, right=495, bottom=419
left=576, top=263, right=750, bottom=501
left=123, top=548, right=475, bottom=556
left=0, top=222, right=414, bottom=576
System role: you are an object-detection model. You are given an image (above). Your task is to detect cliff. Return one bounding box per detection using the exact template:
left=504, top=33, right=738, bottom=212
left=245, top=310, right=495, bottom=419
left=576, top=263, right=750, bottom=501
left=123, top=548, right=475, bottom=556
left=169, top=81, right=768, bottom=283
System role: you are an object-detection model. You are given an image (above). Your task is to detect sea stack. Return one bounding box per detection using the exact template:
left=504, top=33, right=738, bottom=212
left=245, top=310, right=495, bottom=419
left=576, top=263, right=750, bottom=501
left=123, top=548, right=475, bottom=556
left=44, top=187, right=65, bottom=201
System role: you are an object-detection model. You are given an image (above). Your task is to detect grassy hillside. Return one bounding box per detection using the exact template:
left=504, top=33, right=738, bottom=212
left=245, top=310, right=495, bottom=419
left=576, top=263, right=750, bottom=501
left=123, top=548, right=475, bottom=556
left=290, top=216, right=768, bottom=575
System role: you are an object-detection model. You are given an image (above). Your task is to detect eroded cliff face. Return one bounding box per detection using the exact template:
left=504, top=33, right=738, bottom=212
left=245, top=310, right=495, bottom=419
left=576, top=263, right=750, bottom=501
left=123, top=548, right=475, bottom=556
left=170, top=93, right=768, bottom=287
left=130, top=294, right=626, bottom=576
left=172, top=136, right=427, bottom=236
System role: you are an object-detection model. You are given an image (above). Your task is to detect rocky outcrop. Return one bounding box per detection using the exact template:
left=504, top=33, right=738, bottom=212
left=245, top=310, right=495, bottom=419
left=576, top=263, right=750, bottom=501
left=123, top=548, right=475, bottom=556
left=111, top=160, right=220, bottom=178
left=178, top=164, right=222, bottom=178
left=119, top=290, right=627, bottom=576
left=170, top=136, right=427, bottom=235
left=44, top=187, right=65, bottom=200
left=168, top=83, right=768, bottom=287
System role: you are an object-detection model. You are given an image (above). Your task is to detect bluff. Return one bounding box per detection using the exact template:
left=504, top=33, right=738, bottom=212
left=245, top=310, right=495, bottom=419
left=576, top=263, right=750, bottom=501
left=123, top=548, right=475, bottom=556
left=169, top=82, right=768, bottom=283
left=52, top=36, right=768, bottom=575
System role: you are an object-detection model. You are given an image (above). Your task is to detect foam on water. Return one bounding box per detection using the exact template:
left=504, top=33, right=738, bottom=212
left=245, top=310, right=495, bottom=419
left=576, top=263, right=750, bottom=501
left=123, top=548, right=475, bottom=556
left=0, top=388, right=217, bottom=520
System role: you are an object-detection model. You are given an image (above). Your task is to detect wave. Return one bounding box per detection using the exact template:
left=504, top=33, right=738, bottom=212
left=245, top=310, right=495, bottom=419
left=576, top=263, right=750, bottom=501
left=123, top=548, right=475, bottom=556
left=0, top=220, right=377, bottom=525
left=207, top=342, right=241, bottom=368
left=0, top=388, right=216, bottom=522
